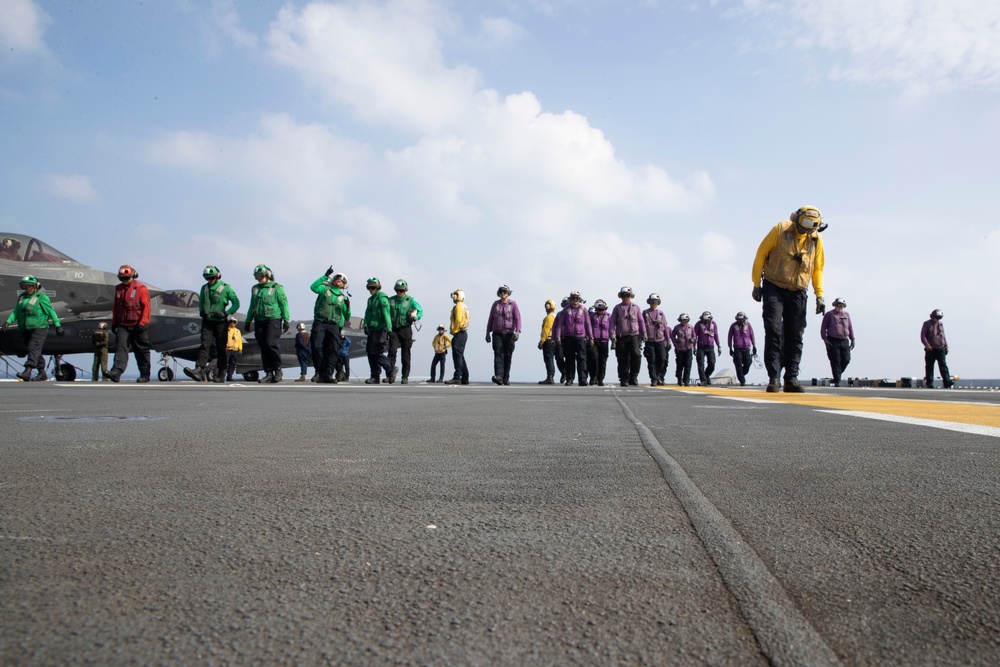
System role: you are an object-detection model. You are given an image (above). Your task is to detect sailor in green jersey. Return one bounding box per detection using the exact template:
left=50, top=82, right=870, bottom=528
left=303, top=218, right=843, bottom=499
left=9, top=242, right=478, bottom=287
left=3, top=275, right=64, bottom=381
left=245, top=264, right=290, bottom=383
left=386, top=278, right=423, bottom=384
left=184, top=265, right=240, bottom=383
left=363, top=277, right=393, bottom=384
left=310, top=268, right=351, bottom=384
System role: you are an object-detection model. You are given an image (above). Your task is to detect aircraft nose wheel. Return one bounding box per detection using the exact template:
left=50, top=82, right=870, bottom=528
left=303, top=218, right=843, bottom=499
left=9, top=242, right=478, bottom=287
left=243, top=370, right=259, bottom=382
left=57, top=363, right=76, bottom=382
left=158, top=367, right=174, bottom=382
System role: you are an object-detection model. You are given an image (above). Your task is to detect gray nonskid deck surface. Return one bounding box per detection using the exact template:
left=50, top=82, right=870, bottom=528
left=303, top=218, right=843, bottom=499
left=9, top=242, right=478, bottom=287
left=2, top=382, right=999, bottom=665
left=2, top=384, right=766, bottom=666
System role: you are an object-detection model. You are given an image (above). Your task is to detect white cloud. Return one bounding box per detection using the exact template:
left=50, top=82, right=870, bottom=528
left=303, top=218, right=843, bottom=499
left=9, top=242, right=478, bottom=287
left=0, top=0, right=51, bottom=59
left=738, top=0, right=1000, bottom=91
left=43, top=174, right=97, bottom=202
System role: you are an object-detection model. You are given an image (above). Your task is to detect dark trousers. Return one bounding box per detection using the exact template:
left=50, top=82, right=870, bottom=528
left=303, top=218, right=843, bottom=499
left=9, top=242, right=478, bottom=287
left=336, top=354, right=350, bottom=381
left=312, top=322, right=342, bottom=380
left=696, top=346, right=717, bottom=383
left=253, top=319, right=283, bottom=373
left=733, top=348, right=752, bottom=385
left=616, top=335, right=642, bottom=384
left=196, top=319, right=229, bottom=374
left=825, top=338, right=851, bottom=382
left=366, top=327, right=392, bottom=379
left=21, top=329, right=47, bottom=371
left=562, top=336, right=587, bottom=384
left=587, top=340, right=608, bottom=383
left=226, top=351, right=239, bottom=379
left=925, top=348, right=952, bottom=387
left=644, top=340, right=667, bottom=383
left=92, top=346, right=109, bottom=379
left=451, top=330, right=469, bottom=382
left=112, top=325, right=151, bottom=378
left=555, top=341, right=565, bottom=375
left=542, top=339, right=556, bottom=378
left=491, top=332, right=516, bottom=381
left=430, top=352, right=447, bottom=381
left=762, top=279, right=807, bottom=381
left=675, top=349, right=693, bottom=385
left=388, top=325, right=414, bottom=378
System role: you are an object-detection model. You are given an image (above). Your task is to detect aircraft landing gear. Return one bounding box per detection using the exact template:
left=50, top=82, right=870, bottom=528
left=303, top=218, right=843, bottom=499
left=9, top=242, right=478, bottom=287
left=243, top=370, right=259, bottom=382
left=158, top=367, right=174, bottom=382
left=53, top=355, right=77, bottom=382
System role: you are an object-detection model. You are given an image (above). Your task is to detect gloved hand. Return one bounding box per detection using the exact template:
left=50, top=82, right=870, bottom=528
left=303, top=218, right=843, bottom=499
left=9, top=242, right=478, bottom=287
left=485, top=332, right=492, bottom=344
left=282, top=321, right=290, bottom=333
left=244, top=322, right=252, bottom=333
left=363, top=326, right=370, bottom=336
left=752, top=346, right=757, bottom=356
left=56, top=327, right=65, bottom=337
left=850, top=340, right=855, bottom=350
left=815, top=297, right=826, bottom=315
left=513, top=332, right=519, bottom=342
left=752, top=286, right=763, bottom=302
left=1, top=322, right=8, bottom=332
left=643, top=334, right=648, bottom=343
left=610, top=337, right=617, bottom=350
left=729, top=349, right=734, bottom=357
left=537, top=341, right=544, bottom=350
left=717, top=347, right=722, bottom=356
left=325, top=266, right=334, bottom=277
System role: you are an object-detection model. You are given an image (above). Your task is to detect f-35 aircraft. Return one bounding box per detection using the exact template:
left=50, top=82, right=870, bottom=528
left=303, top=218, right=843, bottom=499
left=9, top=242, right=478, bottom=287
left=0, top=233, right=367, bottom=381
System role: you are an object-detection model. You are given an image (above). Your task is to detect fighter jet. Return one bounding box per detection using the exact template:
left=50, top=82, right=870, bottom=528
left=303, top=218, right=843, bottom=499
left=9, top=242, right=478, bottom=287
left=1, top=233, right=367, bottom=381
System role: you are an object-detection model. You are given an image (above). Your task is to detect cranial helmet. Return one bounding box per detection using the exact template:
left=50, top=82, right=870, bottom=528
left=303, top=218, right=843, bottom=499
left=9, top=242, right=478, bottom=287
left=790, top=205, right=824, bottom=232
left=451, top=289, right=464, bottom=302
left=833, top=298, right=847, bottom=307
left=647, top=293, right=660, bottom=305
left=736, top=311, right=747, bottom=321
left=545, top=299, right=556, bottom=312
left=560, top=297, right=569, bottom=307
left=594, top=299, right=608, bottom=311
left=366, top=277, right=381, bottom=290
left=569, top=290, right=583, bottom=303
left=331, top=272, right=348, bottom=285
left=253, top=264, right=272, bottom=279
left=678, top=312, right=690, bottom=322
left=497, top=284, right=511, bottom=297
left=437, top=324, right=446, bottom=331
left=618, top=286, right=634, bottom=298
left=227, top=315, right=238, bottom=324
left=700, top=311, right=713, bottom=322
left=19, top=275, right=39, bottom=290
left=203, top=265, right=221, bottom=281
left=931, top=308, right=944, bottom=319
left=394, top=279, right=408, bottom=292
left=118, top=265, right=138, bottom=280
left=99, top=321, right=108, bottom=329
left=297, top=322, right=306, bottom=331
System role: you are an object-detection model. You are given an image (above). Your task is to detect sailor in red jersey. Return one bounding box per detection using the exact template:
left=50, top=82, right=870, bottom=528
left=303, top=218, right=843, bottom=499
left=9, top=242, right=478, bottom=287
left=108, top=264, right=152, bottom=383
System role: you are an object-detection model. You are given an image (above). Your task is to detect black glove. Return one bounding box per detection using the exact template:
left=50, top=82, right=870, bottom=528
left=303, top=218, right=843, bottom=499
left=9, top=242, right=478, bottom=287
left=752, top=286, right=762, bottom=302
left=56, top=327, right=65, bottom=336
left=1, top=322, right=8, bottom=332
left=282, top=321, right=290, bottom=333
left=325, top=266, right=334, bottom=277
left=244, top=322, right=252, bottom=333
left=815, top=297, right=826, bottom=315
left=537, top=341, right=544, bottom=350
left=513, top=332, right=519, bottom=342
left=610, top=337, right=617, bottom=350
left=752, top=346, right=757, bottom=356
left=485, top=332, right=492, bottom=344
left=729, top=349, right=734, bottom=357
left=363, top=326, right=370, bottom=336
left=850, top=340, right=855, bottom=350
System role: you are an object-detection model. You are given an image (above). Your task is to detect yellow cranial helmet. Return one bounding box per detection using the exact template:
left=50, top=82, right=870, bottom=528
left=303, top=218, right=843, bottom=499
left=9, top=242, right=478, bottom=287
left=790, top=205, right=823, bottom=231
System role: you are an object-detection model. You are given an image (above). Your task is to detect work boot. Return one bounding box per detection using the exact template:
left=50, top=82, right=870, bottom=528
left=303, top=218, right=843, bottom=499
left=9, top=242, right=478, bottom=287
left=365, top=377, right=381, bottom=385
left=387, top=367, right=398, bottom=384
left=258, top=372, right=274, bottom=384
left=107, top=370, right=121, bottom=383
left=538, top=375, right=554, bottom=385
left=766, top=378, right=780, bottom=393
left=295, top=374, right=307, bottom=382
left=311, top=374, right=319, bottom=383
left=31, top=370, right=48, bottom=382
left=136, top=376, right=150, bottom=384
left=271, top=369, right=283, bottom=383
left=183, top=366, right=202, bottom=381
left=322, top=376, right=338, bottom=384
left=213, top=375, right=226, bottom=384
left=226, top=375, right=234, bottom=382
left=492, top=375, right=502, bottom=385
left=443, top=378, right=461, bottom=385
left=401, top=377, right=408, bottom=384
left=784, top=378, right=805, bottom=393
left=425, top=378, right=436, bottom=383
left=16, top=368, right=32, bottom=381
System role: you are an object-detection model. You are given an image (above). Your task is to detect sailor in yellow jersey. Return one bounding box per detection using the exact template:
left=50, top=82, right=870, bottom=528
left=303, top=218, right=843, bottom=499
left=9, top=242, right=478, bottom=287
left=444, top=289, right=470, bottom=385
left=751, top=205, right=826, bottom=393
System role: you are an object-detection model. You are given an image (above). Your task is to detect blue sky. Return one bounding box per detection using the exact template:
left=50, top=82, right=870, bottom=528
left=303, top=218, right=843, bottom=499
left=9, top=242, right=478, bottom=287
left=2, top=0, right=999, bottom=382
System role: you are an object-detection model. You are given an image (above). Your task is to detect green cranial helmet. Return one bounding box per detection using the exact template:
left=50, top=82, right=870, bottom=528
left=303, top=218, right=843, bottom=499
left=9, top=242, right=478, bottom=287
left=394, top=279, right=408, bottom=292
left=253, top=264, right=272, bottom=279
left=203, top=265, right=220, bottom=280
left=366, top=277, right=381, bottom=290
left=19, top=275, right=39, bottom=290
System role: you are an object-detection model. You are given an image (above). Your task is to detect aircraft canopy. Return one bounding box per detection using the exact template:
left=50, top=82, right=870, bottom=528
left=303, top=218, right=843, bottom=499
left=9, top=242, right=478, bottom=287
left=0, top=234, right=80, bottom=264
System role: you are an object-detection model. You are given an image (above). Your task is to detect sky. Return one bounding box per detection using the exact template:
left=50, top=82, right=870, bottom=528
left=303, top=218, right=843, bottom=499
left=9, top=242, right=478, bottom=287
left=2, top=0, right=999, bottom=383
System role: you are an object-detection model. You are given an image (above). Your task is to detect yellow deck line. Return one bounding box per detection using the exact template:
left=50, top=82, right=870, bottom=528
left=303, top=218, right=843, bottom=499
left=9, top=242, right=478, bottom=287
left=665, top=386, right=1000, bottom=428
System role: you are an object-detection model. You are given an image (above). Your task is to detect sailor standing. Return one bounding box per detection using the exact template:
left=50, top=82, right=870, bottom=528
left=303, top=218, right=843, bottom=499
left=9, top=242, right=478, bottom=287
left=184, top=265, right=240, bottom=383
left=245, top=264, right=290, bottom=384
left=3, top=275, right=64, bottom=382
left=108, top=265, right=151, bottom=383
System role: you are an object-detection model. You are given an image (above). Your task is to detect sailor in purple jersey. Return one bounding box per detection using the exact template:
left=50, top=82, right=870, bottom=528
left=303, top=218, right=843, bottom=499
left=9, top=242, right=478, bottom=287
left=587, top=300, right=611, bottom=386
left=727, top=311, right=757, bottom=386
left=642, top=293, right=671, bottom=386
left=486, top=285, right=521, bottom=385
left=819, top=298, right=854, bottom=387
left=553, top=291, right=593, bottom=386
left=671, top=313, right=697, bottom=386
left=694, top=311, right=722, bottom=385
left=920, top=308, right=952, bottom=389
left=610, top=286, right=646, bottom=387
